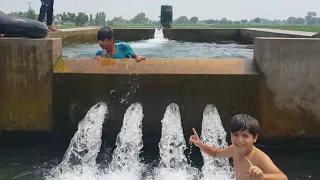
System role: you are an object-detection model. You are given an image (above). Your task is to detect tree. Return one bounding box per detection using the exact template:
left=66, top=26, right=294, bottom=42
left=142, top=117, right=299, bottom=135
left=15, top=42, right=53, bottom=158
left=287, top=17, right=296, bottom=24
left=241, top=19, right=248, bottom=25
left=94, top=12, right=106, bottom=25
left=61, top=12, right=68, bottom=22
left=227, top=20, right=233, bottom=25
left=190, top=16, right=198, bottom=24
left=25, top=8, right=36, bottom=20
left=75, top=12, right=88, bottom=26
left=89, top=14, right=94, bottom=25
left=305, top=12, right=318, bottom=24
left=131, top=12, right=148, bottom=24
left=253, top=17, right=261, bottom=23
left=67, top=12, right=76, bottom=23
left=233, top=21, right=241, bottom=25
left=295, top=17, right=305, bottom=25
left=0, top=11, right=5, bottom=15
left=219, top=18, right=228, bottom=24
left=204, top=19, right=217, bottom=24
left=173, top=16, right=189, bottom=24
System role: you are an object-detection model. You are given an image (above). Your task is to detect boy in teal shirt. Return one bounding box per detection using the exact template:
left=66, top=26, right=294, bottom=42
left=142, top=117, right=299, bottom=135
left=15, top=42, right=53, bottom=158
left=95, top=26, right=145, bottom=62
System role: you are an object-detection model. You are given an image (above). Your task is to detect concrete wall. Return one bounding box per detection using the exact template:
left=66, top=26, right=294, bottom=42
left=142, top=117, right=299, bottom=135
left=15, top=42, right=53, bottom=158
left=48, top=28, right=155, bottom=46
left=0, top=38, right=62, bottom=131
left=240, top=28, right=314, bottom=44
left=163, top=28, right=240, bottom=42
left=2, top=29, right=320, bottom=140
left=52, top=58, right=259, bottom=140
left=54, top=58, right=247, bottom=74
left=52, top=73, right=259, bottom=142
left=48, top=28, right=318, bottom=46
left=254, top=37, right=320, bottom=137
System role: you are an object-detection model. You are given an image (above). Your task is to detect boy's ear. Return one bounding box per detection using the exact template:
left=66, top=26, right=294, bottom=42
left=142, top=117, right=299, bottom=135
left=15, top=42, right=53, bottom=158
left=253, top=134, right=258, bottom=143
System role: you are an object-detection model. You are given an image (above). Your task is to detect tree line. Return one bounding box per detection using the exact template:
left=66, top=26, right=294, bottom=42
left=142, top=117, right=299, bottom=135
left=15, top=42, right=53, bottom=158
left=1, top=9, right=319, bottom=26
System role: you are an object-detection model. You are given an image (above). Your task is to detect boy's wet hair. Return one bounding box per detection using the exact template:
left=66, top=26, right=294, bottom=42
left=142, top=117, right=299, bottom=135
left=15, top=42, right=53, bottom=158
left=97, top=26, right=114, bottom=41
left=230, top=114, right=260, bottom=137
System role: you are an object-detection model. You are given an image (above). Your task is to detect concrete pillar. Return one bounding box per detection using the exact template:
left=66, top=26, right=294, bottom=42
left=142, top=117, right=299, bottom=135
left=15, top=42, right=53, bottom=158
left=0, top=38, right=62, bottom=131
left=254, top=37, right=320, bottom=137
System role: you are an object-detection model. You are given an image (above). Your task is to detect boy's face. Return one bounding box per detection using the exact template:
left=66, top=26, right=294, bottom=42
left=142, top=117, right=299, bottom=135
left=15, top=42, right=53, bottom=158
left=99, top=37, right=114, bottom=49
left=231, top=130, right=258, bottom=152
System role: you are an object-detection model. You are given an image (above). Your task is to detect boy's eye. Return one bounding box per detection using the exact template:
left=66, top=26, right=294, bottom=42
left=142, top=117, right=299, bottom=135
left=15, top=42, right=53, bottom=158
left=232, top=133, right=238, bottom=136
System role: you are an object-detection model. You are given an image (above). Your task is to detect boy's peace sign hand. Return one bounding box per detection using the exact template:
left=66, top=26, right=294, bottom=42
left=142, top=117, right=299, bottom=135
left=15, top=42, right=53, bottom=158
left=189, top=128, right=203, bottom=147
left=245, top=157, right=264, bottom=180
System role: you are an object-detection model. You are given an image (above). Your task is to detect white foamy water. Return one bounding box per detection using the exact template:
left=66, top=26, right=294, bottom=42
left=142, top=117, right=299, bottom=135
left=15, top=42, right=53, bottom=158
left=200, top=104, right=235, bottom=180
left=106, top=102, right=144, bottom=179
left=129, top=28, right=169, bottom=49
left=150, top=103, right=199, bottom=180
left=43, top=102, right=234, bottom=180
left=46, top=102, right=108, bottom=180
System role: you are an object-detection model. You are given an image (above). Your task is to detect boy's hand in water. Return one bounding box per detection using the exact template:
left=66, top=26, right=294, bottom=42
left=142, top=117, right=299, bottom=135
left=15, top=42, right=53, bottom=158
left=94, top=55, right=102, bottom=61
left=246, top=157, right=264, bottom=180
left=189, top=128, right=203, bottom=147
left=135, top=55, right=146, bottom=62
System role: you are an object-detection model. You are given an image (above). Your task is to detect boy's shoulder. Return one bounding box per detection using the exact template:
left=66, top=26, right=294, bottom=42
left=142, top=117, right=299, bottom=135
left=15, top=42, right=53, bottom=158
left=252, top=146, right=280, bottom=172
left=116, top=41, right=130, bottom=47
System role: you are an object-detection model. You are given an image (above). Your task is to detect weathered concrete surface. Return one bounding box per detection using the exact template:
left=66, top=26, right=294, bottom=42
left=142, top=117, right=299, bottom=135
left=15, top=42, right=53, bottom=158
left=163, top=28, right=240, bottom=42
left=254, top=37, right=320, bottom=137
left=52, top=74, right=260, bottom=142
left=47, top=27, right=319, bottom=46
left=241, top=28, right=316, bottom=44
left=0, top=38, right=62, bottom=131
left=54, top=58, right=246, bottom=74
left=48, top=29, right=98, bottom=46
left=48, top=28, right=155, bottom=46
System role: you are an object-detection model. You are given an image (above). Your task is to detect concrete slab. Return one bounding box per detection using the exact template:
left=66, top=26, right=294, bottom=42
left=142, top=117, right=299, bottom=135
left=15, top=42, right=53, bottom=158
left=254, top=37, right=320, bottom=137
left=54, top=58, right=248, bottom=75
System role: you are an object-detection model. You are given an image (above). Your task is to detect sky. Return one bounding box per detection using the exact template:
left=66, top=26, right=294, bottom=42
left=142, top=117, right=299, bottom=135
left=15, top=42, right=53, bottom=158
left=1, top=0, right=319, bottom=21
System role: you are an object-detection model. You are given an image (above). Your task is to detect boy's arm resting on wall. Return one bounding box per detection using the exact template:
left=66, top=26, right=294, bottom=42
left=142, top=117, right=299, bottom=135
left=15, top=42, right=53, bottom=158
left=125, top=43, right=145, bottom=61
left=94, top=50, right=104, bottom=60
left=96, top=50, right=104, bottom=56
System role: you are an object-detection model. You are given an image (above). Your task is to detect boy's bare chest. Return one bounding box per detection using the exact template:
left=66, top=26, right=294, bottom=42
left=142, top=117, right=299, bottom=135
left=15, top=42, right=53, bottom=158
left=233, top=157, right=251, bottom=180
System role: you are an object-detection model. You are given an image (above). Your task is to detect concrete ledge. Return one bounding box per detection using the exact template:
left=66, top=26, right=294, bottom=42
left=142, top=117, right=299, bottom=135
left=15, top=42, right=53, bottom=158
left=48, top=28, right=155, bottom=46
left=48, top=29, right=98, bottom=46
left=47, top=28, right=319, bottom=46
left=254, top=37, right=320, bottom=137
left=240, top=28, right=316, bottom=43
left=54, top=58, right=248, bottom=75
left=0, top=38, right=62, bottom=131
left=163, top=28, right=240, bottom=42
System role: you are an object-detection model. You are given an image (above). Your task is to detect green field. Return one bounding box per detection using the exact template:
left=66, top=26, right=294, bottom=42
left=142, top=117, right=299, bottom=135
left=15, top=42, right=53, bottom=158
left=57, top=24, right=320, bottom=33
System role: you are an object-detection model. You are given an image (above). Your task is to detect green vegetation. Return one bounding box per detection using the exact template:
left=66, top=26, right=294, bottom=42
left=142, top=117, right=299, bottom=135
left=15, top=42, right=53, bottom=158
left=2, top=9, right=320, bottom=32
left=55, top=24, right=320, bottom=33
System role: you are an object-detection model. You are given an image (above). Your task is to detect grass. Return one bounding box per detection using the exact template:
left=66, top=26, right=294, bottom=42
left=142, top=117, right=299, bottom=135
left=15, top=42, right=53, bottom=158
left=56, top=24, right=320, bottom=32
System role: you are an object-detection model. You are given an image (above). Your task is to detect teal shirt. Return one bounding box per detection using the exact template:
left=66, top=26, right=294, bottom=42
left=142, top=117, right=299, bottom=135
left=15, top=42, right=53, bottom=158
left=95, top=42, right=135, bottom=59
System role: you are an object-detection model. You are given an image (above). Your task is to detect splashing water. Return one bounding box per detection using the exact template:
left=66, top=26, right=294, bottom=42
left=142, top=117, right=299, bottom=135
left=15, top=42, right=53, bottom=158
left=129, top=28, right=169, bottom=49
left=159, top=103, right=187, bottom=169
left=200, top=104, right=235, bottom=180
left=154, top=28, right=165, bottom=40
left=107, top=102, right=144, bottom=179
left=152, top=103, right=199, bottom=180
left=42, top=102, right=235, bottom=180
left=46, top=102, right=108, bottom=180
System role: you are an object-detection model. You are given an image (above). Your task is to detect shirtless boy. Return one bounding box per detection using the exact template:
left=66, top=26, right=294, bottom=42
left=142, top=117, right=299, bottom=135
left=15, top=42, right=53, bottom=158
left=190, top=114, right=288, bottom=180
